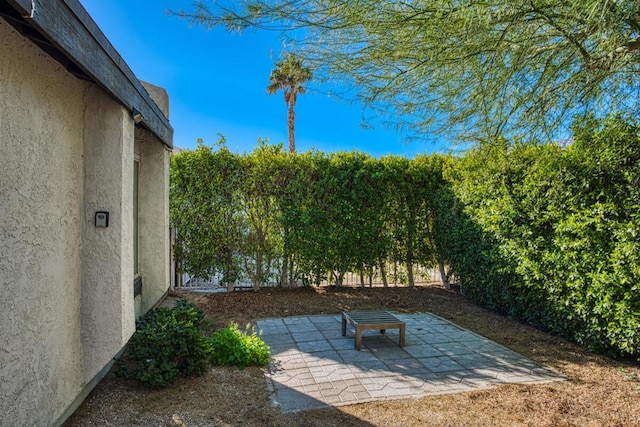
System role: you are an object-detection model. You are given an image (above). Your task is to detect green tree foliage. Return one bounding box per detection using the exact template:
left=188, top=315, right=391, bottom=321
left=261, top=150, right=390, bottom=287
left=283, top=150, right=331, bottom=285
left=240, top=140, right=286, bottom=289
left=170, top=143, right=444, bottom=289
left=447, top=115, right=640, bottom=357
left=315, top=152, right=386, bottom=286
left=169, top=118, right=639, bottom=357
left=170, top=139, right=245, bottom=290
left=178, top=0, right=640, bottom=141
left=267, top=53, right=312, bottom=153
left=381, top=155, right=442, bottom=287
left=424, top=155, right=458, bottom=290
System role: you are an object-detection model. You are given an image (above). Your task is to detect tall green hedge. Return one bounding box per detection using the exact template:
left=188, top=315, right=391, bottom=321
left=170, top=140, right=245, bottom=289
left=170, top=141, right=446, bottom=289
left=170, top=114, right=639, bottom=358
left=446, top=115, right=640, bottom=357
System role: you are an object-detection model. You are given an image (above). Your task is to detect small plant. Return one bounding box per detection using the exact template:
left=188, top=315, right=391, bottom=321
left=116, top=299, right=213, bottom=388
left=618, top=367, right=640, bottom=390
left=210, top=323, right=271, bottom=368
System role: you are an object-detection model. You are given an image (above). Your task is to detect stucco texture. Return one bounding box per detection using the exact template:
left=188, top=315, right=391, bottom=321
left=0, top=19, right=87, bottom=425
left=0, top=18, right=170, bottom=426
left=81, top=86, right=137, bottom=384
left=135, top=127, right=171, bottom=315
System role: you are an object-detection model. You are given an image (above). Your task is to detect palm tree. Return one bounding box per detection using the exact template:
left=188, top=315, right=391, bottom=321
left=267, top=53, right=312, bottom=153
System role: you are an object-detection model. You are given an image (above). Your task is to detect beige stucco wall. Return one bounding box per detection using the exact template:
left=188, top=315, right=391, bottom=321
left=0, top=19, right=88, bottom=425
left=135, top=128, right=171, bottom=315
left=0, top=18, right=170, bottom=426
left=81, top=86, right=136, bottom=383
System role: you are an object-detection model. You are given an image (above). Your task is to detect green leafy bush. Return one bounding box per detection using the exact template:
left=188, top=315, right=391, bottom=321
left=117, top=299, right=213, bottom=388
left=169, top=115, right=639, bottom=359
left=210, top=323, right=271, bottom=367
left=447, top=115, right=640, bottom=358
left=170, top=142, right=447, bottom=289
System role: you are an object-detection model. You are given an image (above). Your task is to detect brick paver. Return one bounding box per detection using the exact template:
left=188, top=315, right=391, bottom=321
left=257, top=312, right=564, bottom=412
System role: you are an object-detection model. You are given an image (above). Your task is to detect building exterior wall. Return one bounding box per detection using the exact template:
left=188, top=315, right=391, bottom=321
left=0, top=17, right=171, bottom=426
left=81, top=86, right=136, bottom=383
left=0, top=19, right=87, bottom=425
left=141, top=81, right=170, bottom=120
left=135, top=128, right=171, bottom=315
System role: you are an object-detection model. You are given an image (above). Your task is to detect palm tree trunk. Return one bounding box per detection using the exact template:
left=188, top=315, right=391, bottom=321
left=287, top=101, right=296, bottom=153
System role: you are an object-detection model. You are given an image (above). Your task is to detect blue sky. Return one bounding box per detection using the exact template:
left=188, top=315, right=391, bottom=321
left=79, top=1, right=446, bottom=157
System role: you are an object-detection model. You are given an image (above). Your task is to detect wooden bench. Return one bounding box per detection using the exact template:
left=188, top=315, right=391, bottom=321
left=341, top=311, right=406, bottom=350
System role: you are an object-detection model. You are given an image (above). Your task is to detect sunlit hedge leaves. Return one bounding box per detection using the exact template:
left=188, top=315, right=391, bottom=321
left=448, top=114, right=640, bottom=357
left=170, top=114, right=639, bottom=358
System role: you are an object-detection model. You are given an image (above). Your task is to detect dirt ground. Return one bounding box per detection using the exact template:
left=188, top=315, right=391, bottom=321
left=64, top=285, right=640, bottom=427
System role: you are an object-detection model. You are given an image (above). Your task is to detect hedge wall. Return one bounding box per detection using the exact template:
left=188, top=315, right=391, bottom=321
left=170, top=139, right=447, bottom=289
left=446, top=115, right=640, bottom=357
left=170, top=114, right=639, bottom=358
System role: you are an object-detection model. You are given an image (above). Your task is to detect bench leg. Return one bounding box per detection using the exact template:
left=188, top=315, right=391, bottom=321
left=380, top=329, right=386, bottom=334
left=341, top=314, right=347, bottom=336
left=355, top=325, right=363, bottom=350
left=399, top=325, right=405, bottom=348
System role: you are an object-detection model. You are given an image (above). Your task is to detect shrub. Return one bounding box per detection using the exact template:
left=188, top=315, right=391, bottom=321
left=210, top=323, right=271, bottom=367
left=447, top=115, right=640, bottom=358
left=116, top=299, right=213, bottom=388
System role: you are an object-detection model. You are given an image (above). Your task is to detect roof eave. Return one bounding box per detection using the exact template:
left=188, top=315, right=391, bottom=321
left=1, top=0, right=174, bottom=149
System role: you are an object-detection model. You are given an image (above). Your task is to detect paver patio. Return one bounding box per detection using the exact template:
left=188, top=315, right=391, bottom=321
left=256, top=312, right=565, bottom=412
